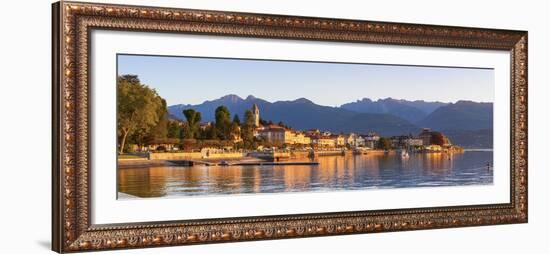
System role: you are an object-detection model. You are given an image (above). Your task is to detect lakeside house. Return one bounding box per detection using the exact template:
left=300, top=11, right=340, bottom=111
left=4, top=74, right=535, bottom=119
left=257, top=124, right=311, bottom=145
left=314, top=135, right=337, bottom=147
left=417, top=128, right=460, bottom=152
left=424, top=145, right=443, bottom=152
left=418, top=128, right=451, bottom=146
left=406, top=137, right=424, bottom=147
left=345, top=133, right=366, bottom=147
left=333, top=135, right=345, bottom=147
left=389, top=135, right=424, bottom=149
left=419, top=128, right=432, bottom=145
left=257, top=125, right=285, bottom=143
left=199, top=121, right=213, bottom=131
left=362, top=132, right=380, bottom=149
left=289, top=132, right=311, bottom=145
left=132, top=138, right=181, bottom=152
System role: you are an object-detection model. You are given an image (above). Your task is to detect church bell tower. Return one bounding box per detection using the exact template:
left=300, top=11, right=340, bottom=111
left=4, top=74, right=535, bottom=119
left=252, top=104, right=260, bottom=127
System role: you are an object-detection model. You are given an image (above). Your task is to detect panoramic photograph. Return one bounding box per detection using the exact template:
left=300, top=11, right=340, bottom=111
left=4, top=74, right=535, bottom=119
left=116, top=54, right=494, bottom=199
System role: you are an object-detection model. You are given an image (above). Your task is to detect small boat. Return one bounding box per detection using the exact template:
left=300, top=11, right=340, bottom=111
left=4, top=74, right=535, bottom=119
left=219, top=160, right=230, bottom=166
left=353, top=147, right=368, bottom=155
left=400, top=150, right=409, bottom=159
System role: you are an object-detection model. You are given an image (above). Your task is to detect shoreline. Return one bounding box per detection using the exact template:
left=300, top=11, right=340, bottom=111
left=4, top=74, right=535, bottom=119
left=119, top=157, right=319, bottom=167
left=117, top=148, right=493, bottom=169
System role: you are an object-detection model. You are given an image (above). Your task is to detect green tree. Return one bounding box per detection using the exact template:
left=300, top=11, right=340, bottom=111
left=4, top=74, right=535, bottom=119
left=205, top=125, right=217, bottom=140
left=182, top=109, right=201, bottom=139
left=146, top=99, right=169, bottom=142
left=117, top=75, right=163, bottom=153
left=232, top=114, right=241, bottom=125
left=128, top=128, right=149, bottom=152
left=430, top=132, right=450, bottom=146
left=376, top=137, right=392, bottom=150
left=241, top=110, right=256, bottom=148
left=167, top=121, right=183, bottom=139
left=215, top=106, right=231, bottom=140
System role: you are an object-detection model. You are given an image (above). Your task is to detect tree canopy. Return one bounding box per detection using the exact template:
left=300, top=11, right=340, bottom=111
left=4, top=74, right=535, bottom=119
left=183, top=109, right=202, bottom=139
left=241, top=110, right=256, bottom=148
left=430, top=132, right=450, bottom=146
left=232, top=114, right=241, bottom=125
left=215, top=106, right=232, bottom=140
left=117, top=75, right=164, bottom=153
left=376, top=137, right=392, bottom=150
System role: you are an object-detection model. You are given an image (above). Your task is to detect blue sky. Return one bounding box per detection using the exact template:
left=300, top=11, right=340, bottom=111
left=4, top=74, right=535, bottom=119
left=117, top=54, right=494, bottom=107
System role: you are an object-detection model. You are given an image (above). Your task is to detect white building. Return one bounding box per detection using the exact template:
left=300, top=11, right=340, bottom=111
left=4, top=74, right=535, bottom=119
left=345, top=133, right=365, bottom=147
left=363, top=132, right=380, bottom=149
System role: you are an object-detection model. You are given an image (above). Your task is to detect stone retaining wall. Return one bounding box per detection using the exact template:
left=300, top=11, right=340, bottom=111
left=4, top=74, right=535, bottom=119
left=148, top=152, right=202, bottom=160
left=148, top=152, right=245, bottom=160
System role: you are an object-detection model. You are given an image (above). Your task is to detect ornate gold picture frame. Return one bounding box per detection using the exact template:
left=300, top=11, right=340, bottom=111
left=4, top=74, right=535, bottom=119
left=52, top=1, right=527, bottom=252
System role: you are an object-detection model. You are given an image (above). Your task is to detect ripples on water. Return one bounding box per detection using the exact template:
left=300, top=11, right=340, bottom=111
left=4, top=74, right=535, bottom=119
left=118, top=151, right=493, bottom=198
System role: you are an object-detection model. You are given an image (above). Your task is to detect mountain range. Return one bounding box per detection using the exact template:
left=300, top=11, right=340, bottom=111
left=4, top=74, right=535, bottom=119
left=340, top=98, right=448, bottom=123
left=168, top=95, right=493, bottom=148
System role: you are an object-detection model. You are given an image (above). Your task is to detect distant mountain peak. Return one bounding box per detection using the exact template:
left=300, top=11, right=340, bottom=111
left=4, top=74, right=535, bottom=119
left=341, top=97, right=428, bottom=123
left=245, top=95, right=256, bottom=100
left=293, top=97, right=313, bottom=104
left=354, top=98, right=372, bottom=103
left=219, top=94, right=243, bottom=102
left=454, top=100, right=492, bottom=105
left=341, top=97, right=452, bottom=121
left=378, top=97, right=395, bottom=102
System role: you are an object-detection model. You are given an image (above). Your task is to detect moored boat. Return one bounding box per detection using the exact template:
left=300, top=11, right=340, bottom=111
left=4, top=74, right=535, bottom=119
left=353, top=147, right=369, bottom=155
left=400, top=149, right=409, bottom=159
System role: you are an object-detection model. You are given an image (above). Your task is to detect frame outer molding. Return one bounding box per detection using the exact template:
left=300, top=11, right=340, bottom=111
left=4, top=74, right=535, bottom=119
left=52, top=1, right=527, bottom=252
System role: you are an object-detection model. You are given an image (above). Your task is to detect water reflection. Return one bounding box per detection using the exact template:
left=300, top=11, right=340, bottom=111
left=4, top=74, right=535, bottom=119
left=118, top=151, right=493, bottom=198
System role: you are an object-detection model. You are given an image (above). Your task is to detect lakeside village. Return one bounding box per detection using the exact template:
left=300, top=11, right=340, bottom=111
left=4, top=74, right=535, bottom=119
left=121, top=103, right=463, bottom=166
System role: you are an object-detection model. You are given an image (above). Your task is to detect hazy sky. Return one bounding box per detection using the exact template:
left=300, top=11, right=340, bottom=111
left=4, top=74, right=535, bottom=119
left=117, top=54, right=494, bottom=107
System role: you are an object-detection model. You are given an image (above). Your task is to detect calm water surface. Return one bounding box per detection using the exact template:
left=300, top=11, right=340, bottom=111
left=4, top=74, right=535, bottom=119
left=118, top=150, right=493, bottom=198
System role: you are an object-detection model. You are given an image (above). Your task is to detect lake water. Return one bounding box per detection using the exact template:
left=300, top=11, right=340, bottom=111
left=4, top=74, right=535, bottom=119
left=118, top=150, right=493, bottom=199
